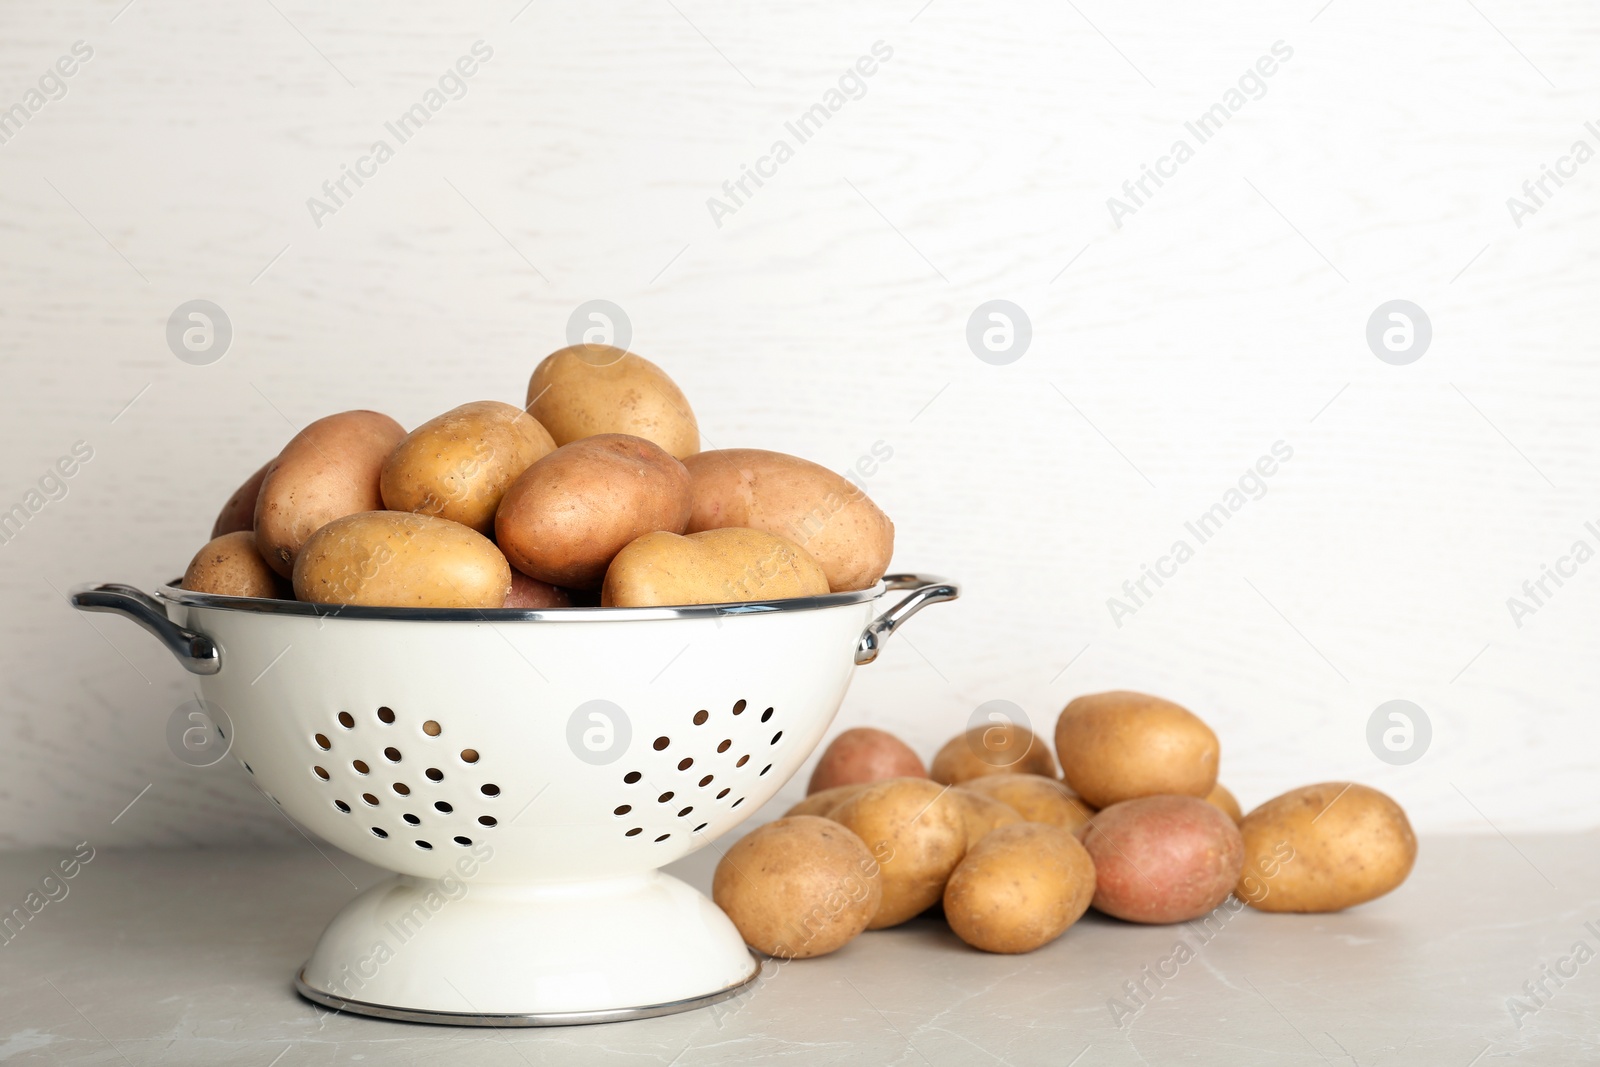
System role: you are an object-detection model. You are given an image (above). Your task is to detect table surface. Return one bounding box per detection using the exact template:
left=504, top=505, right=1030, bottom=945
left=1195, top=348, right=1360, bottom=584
left=1, top=835, right=1594, bottom=1066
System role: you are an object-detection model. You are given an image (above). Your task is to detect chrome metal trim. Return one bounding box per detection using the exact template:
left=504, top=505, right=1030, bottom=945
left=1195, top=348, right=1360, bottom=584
left=293, top=957, right=761, bottom=1027
left=855, top=575, right=959, bottom=665
left=70, top=583, right=221, bottom=675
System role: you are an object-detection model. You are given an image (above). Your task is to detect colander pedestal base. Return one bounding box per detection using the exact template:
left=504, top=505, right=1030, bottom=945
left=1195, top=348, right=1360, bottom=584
left=296, top=870, right=761, bottom=1025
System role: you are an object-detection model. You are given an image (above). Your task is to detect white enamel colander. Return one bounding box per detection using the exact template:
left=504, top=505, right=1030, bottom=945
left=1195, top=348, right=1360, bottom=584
left=72, top=573, right=957, bottom=1025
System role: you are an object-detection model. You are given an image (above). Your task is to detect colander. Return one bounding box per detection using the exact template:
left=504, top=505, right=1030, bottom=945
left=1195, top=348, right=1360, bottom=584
left=71, top=573, right=957, bottom=1025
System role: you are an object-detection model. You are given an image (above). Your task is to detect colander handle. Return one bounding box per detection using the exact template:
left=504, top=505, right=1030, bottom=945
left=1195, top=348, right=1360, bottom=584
left=855, top=573, right=959, bottom=665
left=70, top=583, right=221, bottom=676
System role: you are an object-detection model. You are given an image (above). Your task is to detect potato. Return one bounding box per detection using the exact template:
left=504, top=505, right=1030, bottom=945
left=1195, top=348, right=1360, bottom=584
left=683, top=449, right=894, bottom=592
left=830, top=778, right=966, bottom=929
left=960, top=774, right=1095, bottom=835
left=526, top=345, right=699, bottom=459
left=503, top=571, right=571, bottom=610
left=1055, top=691, right=1219, bottom=808
left=711, top=816, right=881, bottom=959
left=380, top=401, right=555, bottom=535
left=1081, top=795, right=1243, bottom=924
left=950, top=789, right=1024, bottom=848
left=292, top=511, right=510, bottom=608
left=944, top=824, right=1096, bottom=953
left=1237, top=782, right=1416, bottom=913
left=495, top=434, right=691, bottom=588
left=807, top=727, right=927, bottom=794
left=183, top=531, right=286, bottom=599
left=930, top=723, right=1056, bottom=784
left=784, top=783, right=867, bottom=819
left=211, top=461, right=270, bottom=538
left=600, top=528, right=827, bottom=607
left=254, top=411, right=406, bottom=578
left=1206, top=783, right=1243, bottom=824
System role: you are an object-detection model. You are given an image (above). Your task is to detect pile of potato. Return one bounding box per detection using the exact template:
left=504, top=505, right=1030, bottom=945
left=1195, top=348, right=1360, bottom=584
left=712, top=691, right=1417, bottom=958
left=182, top=346, right=895, bottom=609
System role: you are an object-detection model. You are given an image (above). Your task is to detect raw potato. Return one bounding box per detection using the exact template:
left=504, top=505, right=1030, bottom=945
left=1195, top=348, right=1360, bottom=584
left=1055, top=691, right=1220, bottom=808
left=292, top=511, right=511, bottom=608
left=380, top=401, right=555, bottom=534
left=526, top=345, right=700, bottom=459
left=1081, top=795, right=1244, bottom=924
left=495, top=434, right=692, bottom=588
left=711, top=816, right=881, bottom=959
left=211, top=461, right=270, bottom=538
left=1206, top=783, right=1243, bottom=824
left=183, top=531, right=285, bottom=599
left=503, top=571, right=571, bottom=610
left=784, top=783, right=867, bottom=819
left=683, top=449, right=895, bottom=592
left=254, top=410, right=407, bottom=578
left=1237, top=782, right=1416, bottom=913
left=807, top=727, right=927, bottom=794
left=830, top=778, right=967, bottom=929
left=960, top=774, right=1095, bottom=835
left=944, top=824, right=1096, bottom=953
left=950, top=789, right=1025, bottom=848
left=600, top=528, right=827, bottom=608
left=930, top=723, right=1057, bottom=784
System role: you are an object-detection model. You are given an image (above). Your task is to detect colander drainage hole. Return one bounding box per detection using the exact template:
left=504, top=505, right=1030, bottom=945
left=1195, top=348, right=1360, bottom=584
left=677, top=757, right=693, bottom=771
left=625, top=827, right=642, bottom=837
left=652, top=736, right=670, bottom=751
left=736, top=755, right=750, bottom=768
left=423, top=720, right=441, bottom=737
left=434, top=801, right=453, bottom=814
left=403, top=814, right=421, bottom=826
left=415, top=840, right=432, bottom=850
left=371, top=827, right=388, bottom=838
left=623, top=771, right=641, bottom=784
left=732, top=798, right=744, bottom=808
left=334, top=800, right=350, bottom=813
left=693, top=710, right=708, bottom=726
left=655, top=833, right=671, bottom=843
left=377, top=707, right=395, bottom=724
left=453, top=836, right=472, bottom=846
left=717, top=740, right=731, bottom=753
left=362, top=793, right=379, bottom=806
left=314, top=734, right=331, bottom=750
left=384, top=747, right=402, bottom=762
left=693, top=822, right=708, bottom=833
left=313, top=766, right=329, bottom=781
left=716, top=788, right=730, bottom=799
left=699, top=775, right=714, bottom=787
left=425, top=768, right=443, bottom=782
left=244, top=763, right=253, bottom=775
left=677, top=806, right=693, bottom=817
left=732, top=699, right=747, bottom=715
left=460, top=749, right=479, bottom=764
left=761, top=707, right=774, bottom=722
left=614, top=804, right=632, bottom=816
left=338, top=712, right=355, bottom=729
left=771, top=731, right=783, bottom=745
left=760, top=764, right=772, bottom=776
left=657, top=791, right=674, bottom=803
left=393, top=783, right=410, bottom=796
left=480, top=783, right=500, bottom=797
left=478, top=816, right=497, bottom=827
left=352, top=760, right=369, bottom=775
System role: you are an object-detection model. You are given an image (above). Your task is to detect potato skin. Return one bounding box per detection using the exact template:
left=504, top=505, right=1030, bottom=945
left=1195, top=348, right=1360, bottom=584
left=950, top=789, right=1025, bottom=848
left=683, top=449, right=894, bottom=592
left=183, top=531, right=286, bottom=599
left=807, top=727, right=927, bottom=794
left=380, top=401, right=555, bottom=534
left=930, top=723, right=1057, bottom=785
left=503, top=571, right=571, bottom=609
left=495, top=434, right=691, bottom=589
left=711, top=816, right=881, bottom=959
left=526, top=345, right=699, bottom=459
left=830, top=778, right=967, bottom=929
left=211, top=461, right=270, bottom=539
left=1238, top=783, right=1416, bottom=913
left=784, top=783, right=868, bottom=819
left=600, top=528, right=827, bottom=607
left=960, top=774, right=1095, bottom=836
left=944, top=824, right=1096, bottom=953
left=1055, top=691, right=1219, bottom=808
left=254, top=411, right=407, bottom=578
left=292, top=511, right=511, bottom=608
left=1206, top=783, right=1243, bottom=824
left=1081, top=795, right=1244, bottom=924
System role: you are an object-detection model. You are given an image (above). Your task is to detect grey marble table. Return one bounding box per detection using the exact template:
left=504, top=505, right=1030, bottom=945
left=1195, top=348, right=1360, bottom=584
left=0, top=835, right=1593, bottom=1065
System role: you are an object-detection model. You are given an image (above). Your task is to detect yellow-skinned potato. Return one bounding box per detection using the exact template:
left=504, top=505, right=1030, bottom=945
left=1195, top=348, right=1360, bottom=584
left=683, top=449, right=894, bottom=592
left=930, top=723, right=1057, bottom=785
left=292, top=511, right=510, bottom=608
left=1238, top=783, right=1416, bottom=913
left=526, top=345, right=699, bottom=459
left=183, top=531, right=286, bottom=599
left=211, top=461, right=270, bottom=538
left=784, top=783, right=868, bottom=819
left=495, top=434, right=692, bottom=589
left=960, top=774, right=1095, bottom=836
left=600, top=528, right=827, bottom=607
left=1055, top=691, right=1219, bottom=808
left=829, top=778, right=966, bottom=929
left=712, top=816, right=881, bottom=959
left=944, top=823, right=1096, bottom=953
left=255, top=411, right=407, bottom=578
left=380, top=401, right=555, bottom=534
left=1206, top=783, right=1243, bottom=824
left=950, top=789, right=1024, bottom=848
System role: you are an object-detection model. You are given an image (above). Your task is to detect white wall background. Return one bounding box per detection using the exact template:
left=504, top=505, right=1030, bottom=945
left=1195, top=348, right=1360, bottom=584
left=1, top=0, right=1596, bottom=848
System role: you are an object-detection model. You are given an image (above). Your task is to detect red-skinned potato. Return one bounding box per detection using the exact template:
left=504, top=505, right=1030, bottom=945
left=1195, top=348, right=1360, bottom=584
left=807, top=728, right=926, bottom=794
left=1081, top=795, right=1243, bottom=924
left=504, top=571, right=571, bottom=609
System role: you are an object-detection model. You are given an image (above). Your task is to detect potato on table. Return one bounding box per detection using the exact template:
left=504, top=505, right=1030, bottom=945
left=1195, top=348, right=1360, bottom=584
left=960, top=773, right=1095, bottom=836
left=807, top=727, right=926, bottom=794
left=1055, top=691, right=1219, bottom=808
left=829, top=778, right=966, bottom=929
left=1237, top=782, right=1415, bottom=913
left=944, top=823, right=1096, bottom=953
left=949, top=789, right=1024, bottom=848
left=1205, top=782, right=1243, bottom=824
left=712, top=816, right=881, bottom=959
left=1081, top=795, right=1243, bottom=924
left=931, top=722, right=1056, bottom=784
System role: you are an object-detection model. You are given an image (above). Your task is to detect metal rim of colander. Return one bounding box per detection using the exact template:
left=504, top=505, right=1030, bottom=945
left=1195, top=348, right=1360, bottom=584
left=156, top=578, right=888, bottom=622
